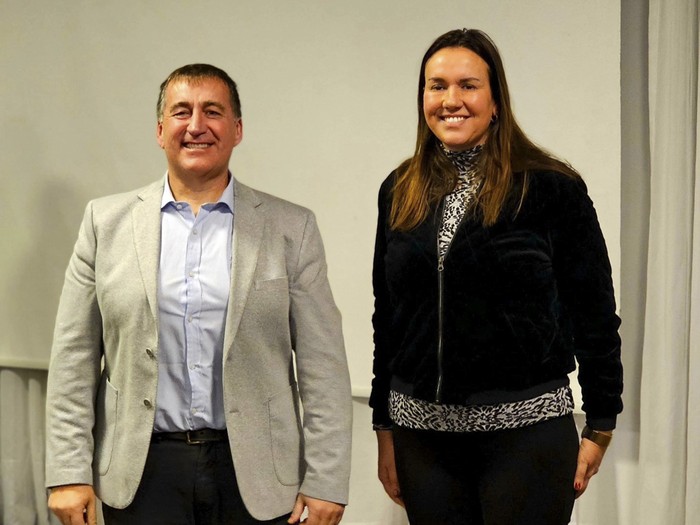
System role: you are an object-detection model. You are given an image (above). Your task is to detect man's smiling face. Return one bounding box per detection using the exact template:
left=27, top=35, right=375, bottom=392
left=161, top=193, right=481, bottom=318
left=157, top=77, right=242, bottom=180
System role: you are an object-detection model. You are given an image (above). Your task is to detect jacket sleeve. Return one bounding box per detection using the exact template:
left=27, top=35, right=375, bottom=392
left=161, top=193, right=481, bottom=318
left=549, top=174, right=623, bottom=431
left=45, top=201, right=103, bottom=487
left=369, top=175, right=395, bottom=427
left=289, top=210, right=352, bottom=505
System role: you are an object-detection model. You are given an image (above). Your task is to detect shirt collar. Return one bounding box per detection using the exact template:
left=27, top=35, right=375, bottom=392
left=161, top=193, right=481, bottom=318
left=160, top=172, right=235, bottom=213
left=441, top=144, right=483, bottom=175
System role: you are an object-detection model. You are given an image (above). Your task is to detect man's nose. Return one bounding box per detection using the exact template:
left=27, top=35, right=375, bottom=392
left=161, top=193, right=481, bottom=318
left=187, top=110, right=206, bottom=134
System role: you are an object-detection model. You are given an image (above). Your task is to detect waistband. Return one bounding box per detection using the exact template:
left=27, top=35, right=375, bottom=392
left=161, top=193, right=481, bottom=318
left=390, top=375, right=570, bottom=405
left=151, top=428, right=228, bottom=445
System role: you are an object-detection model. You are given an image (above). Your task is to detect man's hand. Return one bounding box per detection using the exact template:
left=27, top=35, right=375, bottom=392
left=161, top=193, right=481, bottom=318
left=574, top=436, right=609, bottom=498
left=288, top=493, right=344, bottom=525
left=376, top=430, right=404, bottom=507
left=48, top=484, right=97, bottom=525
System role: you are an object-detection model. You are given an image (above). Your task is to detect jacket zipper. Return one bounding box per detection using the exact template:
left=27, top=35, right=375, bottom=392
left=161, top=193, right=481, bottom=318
left=435, top=195, right=470, bottom=403
left=435, top=197, right=453, bottom=404
left=436, top=253, right=445, bottom=403
left=435, top=172, right=479, bottom=403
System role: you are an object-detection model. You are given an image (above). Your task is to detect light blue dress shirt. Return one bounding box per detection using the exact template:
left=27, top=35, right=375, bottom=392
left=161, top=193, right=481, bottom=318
left=154, top=175, right=234, bottom=432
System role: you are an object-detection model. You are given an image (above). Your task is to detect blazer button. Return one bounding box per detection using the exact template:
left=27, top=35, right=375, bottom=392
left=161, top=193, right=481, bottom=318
left=143, top=399, right=152, bottom=408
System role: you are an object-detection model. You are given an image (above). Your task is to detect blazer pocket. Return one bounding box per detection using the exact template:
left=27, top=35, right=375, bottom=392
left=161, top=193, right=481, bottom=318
left=93, top=376, right=118, bottom=476
left=254, top=276, right=289, bottom=291
left=267, top=383, right=303, bottom=486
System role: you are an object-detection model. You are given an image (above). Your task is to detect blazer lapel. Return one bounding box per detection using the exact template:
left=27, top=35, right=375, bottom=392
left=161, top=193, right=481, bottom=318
left=223, top=180, right=264, bottom=357
left=132, top=180, right=164, bottom=323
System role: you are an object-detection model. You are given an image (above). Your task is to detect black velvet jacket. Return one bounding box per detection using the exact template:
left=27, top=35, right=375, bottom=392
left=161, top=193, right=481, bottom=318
left=370, top=170, right=623, bottom=431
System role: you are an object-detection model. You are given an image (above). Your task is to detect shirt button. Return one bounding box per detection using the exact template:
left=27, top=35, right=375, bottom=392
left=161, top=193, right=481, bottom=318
left=189, top=271, right=195, bottom=278
left=187, top=316, right=193, bottom=322
left=192, top=229, right=198, bottom=236
left=145, top=348, right=154, bottom=358
left=191, top=408, right=197, bottom=414
left=143, top=399, right=152, bottom=408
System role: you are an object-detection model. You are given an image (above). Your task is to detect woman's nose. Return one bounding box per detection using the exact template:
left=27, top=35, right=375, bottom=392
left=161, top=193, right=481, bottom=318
left=442, top=86, right=461, bottom=108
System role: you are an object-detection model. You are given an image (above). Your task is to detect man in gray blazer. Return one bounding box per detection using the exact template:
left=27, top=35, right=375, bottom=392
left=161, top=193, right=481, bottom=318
left=46, top=64, right=352, bottom=525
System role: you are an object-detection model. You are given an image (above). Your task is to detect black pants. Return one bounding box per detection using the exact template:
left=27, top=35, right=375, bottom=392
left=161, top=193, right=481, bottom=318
left=393, top=415, right=579, bottom=525
left=102, top=438, right=291, bottom=525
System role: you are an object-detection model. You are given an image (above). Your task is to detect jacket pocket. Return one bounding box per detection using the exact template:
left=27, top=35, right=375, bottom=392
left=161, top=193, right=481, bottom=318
left=255, top=276, right=289, bottom=291
left=93, top=376, right=118, bottom=475
left=267, top=383, right=303, bottom=486
left=502, top=310, right=558, bottom=367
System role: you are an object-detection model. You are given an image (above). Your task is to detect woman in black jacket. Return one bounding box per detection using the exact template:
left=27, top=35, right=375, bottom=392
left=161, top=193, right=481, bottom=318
left=370, top=28, right=623, bottom=524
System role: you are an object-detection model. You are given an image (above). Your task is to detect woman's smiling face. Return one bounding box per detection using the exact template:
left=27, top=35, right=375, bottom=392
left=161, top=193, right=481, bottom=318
left=423, top=46, right=497, bottom=151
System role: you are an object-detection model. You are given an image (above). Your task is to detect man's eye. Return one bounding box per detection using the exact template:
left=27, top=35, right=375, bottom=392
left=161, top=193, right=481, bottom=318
left=206, top=110, right=222, bottom=117
left=173, top=111, right=189, bottom=118
left=429, top=85, right=445, bottom=91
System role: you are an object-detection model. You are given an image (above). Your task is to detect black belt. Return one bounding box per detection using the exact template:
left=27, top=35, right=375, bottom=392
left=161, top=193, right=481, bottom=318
left=152, top=429, right=228, bottom=445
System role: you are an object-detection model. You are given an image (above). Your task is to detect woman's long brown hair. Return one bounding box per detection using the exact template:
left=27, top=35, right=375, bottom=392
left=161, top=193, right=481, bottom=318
left=390, top=29, right=579, bottom=231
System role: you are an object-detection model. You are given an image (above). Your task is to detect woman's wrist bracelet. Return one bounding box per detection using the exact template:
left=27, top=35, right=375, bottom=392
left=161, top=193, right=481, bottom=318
left=581, top=425, right=613, bottom=448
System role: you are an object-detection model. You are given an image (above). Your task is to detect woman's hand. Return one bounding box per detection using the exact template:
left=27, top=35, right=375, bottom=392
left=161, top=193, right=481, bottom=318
left=574, top=436, right=610, bottom=498
left=376, top=430, right=404, bottom=507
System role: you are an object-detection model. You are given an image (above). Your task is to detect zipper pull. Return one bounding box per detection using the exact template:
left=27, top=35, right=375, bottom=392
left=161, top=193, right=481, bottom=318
left=438, top=258, right=444, bottom=272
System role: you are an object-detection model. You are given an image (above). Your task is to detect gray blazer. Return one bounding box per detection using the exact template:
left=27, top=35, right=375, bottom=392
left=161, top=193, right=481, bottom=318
left=45, top=178, right=352, bottom=520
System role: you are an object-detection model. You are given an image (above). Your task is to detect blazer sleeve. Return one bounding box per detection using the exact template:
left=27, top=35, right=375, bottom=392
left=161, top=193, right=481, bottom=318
left=45, top=201, right=103, bottom=487
left=549, top=174, right=623, bottom=431
left=288, top=210, right=352, bottom=505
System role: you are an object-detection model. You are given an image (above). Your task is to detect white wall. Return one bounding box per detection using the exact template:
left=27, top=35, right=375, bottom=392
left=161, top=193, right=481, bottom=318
left=0, top=0, right=621, bottom=380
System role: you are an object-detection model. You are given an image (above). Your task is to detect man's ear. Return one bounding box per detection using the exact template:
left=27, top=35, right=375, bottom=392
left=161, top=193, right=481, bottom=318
left=156, top=121, right=164, bottom=149
left=233, top=118, right=243, bottom=147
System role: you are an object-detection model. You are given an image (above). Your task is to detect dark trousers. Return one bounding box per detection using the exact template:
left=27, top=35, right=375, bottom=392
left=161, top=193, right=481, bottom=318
left=102, top=438, right=291, bottom=525
left=393, top=414, right=579, bottom=525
